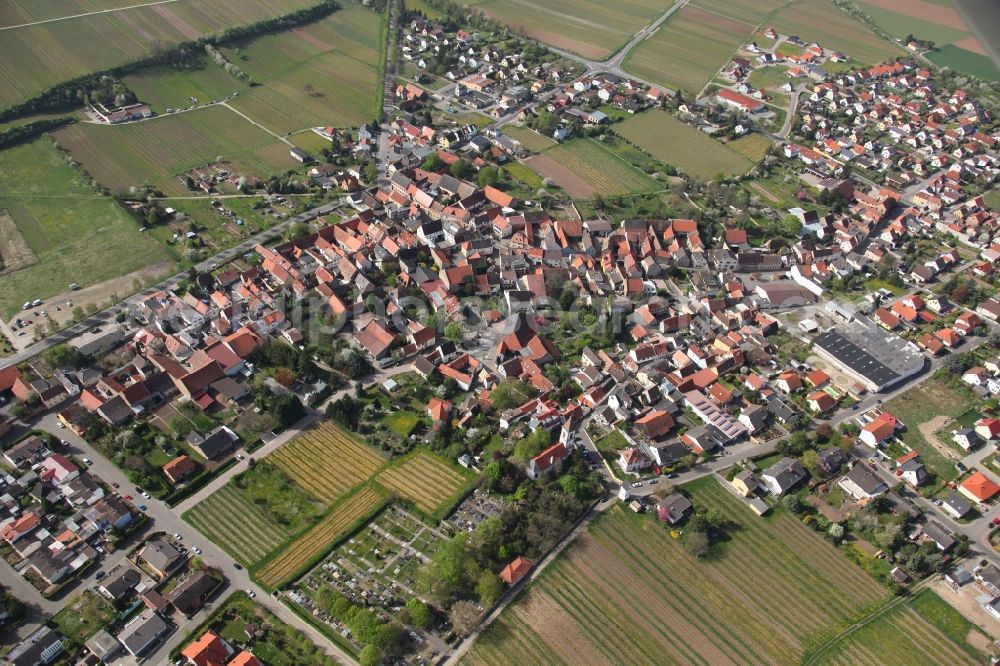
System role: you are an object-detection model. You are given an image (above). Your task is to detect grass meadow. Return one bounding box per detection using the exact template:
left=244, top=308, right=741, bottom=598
left=0, top=137, right=170, bottom=316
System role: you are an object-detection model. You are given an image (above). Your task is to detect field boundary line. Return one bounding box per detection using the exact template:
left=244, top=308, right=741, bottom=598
left=582, top=138, right=660, bottom=189
left=802, top=580, right=930, bottom=666
left=685, top=1, right=760, bottom=28
left=220, top=102, right=292, bottom=146
left=0, top=0, right=182, bottom=31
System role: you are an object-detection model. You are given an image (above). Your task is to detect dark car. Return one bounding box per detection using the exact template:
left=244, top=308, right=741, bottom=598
left=233, top=563, right=243, bottom=570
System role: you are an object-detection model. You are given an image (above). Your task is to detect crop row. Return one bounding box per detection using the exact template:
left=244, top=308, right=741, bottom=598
left=257, top=486, right=386, bottom=587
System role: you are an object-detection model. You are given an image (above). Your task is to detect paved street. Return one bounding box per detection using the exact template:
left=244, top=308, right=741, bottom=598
left=3, top=200, right=346, bottom=366
left=9, top=411, right=356, bottom=665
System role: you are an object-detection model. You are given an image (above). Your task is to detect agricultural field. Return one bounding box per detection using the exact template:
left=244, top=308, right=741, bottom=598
left=375, top=452, right=472, bottom=515
left=123, top=63, right=250, bottom=114
left=882, top=371, right=972, bottom=483
left=461, top=0, right=673, bottom=60
left=504, top=162, right=544, bottom=190
left=224, top=4, right=383, bottom=133
left=928, top=45, right=1000, bottom=81
left=503, top=124, right=556, bottom=153
left=622, top=3, right=764, bottom=95
left=0, top=137, right=171, bottom=317
left=856, top=0, right=973, bottom=46
left=729, top=133, right=775, bottom=162
left=257, top=485, right=388, bottom=588
left=767, top=0, right=902, bottom=66
left=0, top=0, right=317, bottom=109
left=810, top=589, right=985, bottom=664
left=615, top=110, right=754, bottom=179
left=270, top=421, right=386, bottom=505
left=525, top=139, right=660, bottom=198
left=184, top=464, right=322, bottom=566
left=53, top=105, right=297, bottom=195
left=465, top=477, right=888, bottom=665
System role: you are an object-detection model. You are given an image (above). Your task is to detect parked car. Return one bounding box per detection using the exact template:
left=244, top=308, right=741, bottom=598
left=138, top=504, right=147, bottom=511
left=82, top=457, right=93, bottom=465
left=94, top=570, right=105, bottom=580
left=173, top=533, right=183, bottom=540
left=246, top=588, right=256, bottom=598
left=192, top=546, right=202, bottom=555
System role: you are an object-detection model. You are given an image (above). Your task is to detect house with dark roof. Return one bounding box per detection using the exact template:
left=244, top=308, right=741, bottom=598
left=169, top=571, right=218, bottom=616
left=656, top=493, right=693, bottom=525
left=838, top=464, right=889, bottom=500
left=761, top=457, right=806, bottom=496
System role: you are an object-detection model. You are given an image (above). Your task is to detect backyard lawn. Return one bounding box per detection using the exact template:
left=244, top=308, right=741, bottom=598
left=882, top=372, right=972, bottom=483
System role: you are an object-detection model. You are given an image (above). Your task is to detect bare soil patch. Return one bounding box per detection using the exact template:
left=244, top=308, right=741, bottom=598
left=919, top=415, right=959, bottom=461
left=475, top=6, right=610, bottom=60
left=525, top=153, right=594, bottom=198
left=682, top=4, right=755, bottom=32
left=152, top=4, right=201, bottom=40
left=954, top=35, right=989, bottom=55
left=862, top=0, right=969, bottom=30
left=293, top=27, right=334, bottom=51
left=929, top=579, right=1000, bottom=644
left=0, top=210, right=38, bottom=275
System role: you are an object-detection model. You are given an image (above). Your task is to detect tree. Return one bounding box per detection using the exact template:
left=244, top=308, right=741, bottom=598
left=448, top=600, right=482, bottom=637
left=43, top=344, right=87, bottom=369
left=359, top=645, right=381, bottom=666
left=405, top=598, right=433, bottom=629
left=450, top=159, right=473, bottom=180
left=273, top=367, right=296, bottom=388
left=828, top=523, right=844, bottom=542
left=684, top=529, right=709, bottom=557
left=421, top=153, right=444, bottom=172
left=476, top=571, right=503, bottom=607
left=303, top=82, right=315, bottom=96
left=272, top=393, right=304, bottom=428
left=444, top=321, right=463, bottom=343
left=477, top=167, right=500, bottom=188
left=782, top=494, right=803, bottom=514
left=513, top=427, right=551, bottom=462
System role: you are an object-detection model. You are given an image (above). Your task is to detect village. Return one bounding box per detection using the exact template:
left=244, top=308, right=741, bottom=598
left=4, top=2, right=1000, bottom=664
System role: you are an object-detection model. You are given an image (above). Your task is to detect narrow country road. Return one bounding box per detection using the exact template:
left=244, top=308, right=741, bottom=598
left=0, top=0, right=182, bottom=31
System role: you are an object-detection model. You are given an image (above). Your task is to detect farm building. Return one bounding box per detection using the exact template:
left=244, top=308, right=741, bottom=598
left=716, top=89, right=764, bottom=113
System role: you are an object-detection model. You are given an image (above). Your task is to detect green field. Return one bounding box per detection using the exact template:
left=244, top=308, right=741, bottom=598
left=984, top=188, right=1000, bottom=210
left=466, top=477, right=889, bottom=665
left=503, top=125, right=557, bottom=152
left=767, top=0, right=902, bottom=65
left=810, top=589, right=984, bottom=664
left=463, top=0, right=673, bottom=60
left=0, top=0, right=317, bottom=110
left=124, top=63, right=250, bottom=114
left=53, top=105, right=296, bottom=195
left=184, top=465, right=321, bottom=567
left=0, top=138, right=171, bottom=317
left=928, top=44, right=1000, bottom=81
left=882, top=372, right=972, bottom=483
left=747, top=64, right=791, bottom=91
left=615, top=110, right=754, bottom=179
left=729, top=133, right=775, bottom=162
left=856, top=1, right=970, bottom=46
left=224, top=4, right=383, bottom=133
left=504, top=162, right=544, bottom=190
left=623, top=2, right=763, bottom=95
left=527, top=138, right=661, bottom=198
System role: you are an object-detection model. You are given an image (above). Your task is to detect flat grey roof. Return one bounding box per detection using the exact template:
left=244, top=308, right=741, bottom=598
left=815, top=330, right=900, bottom=388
